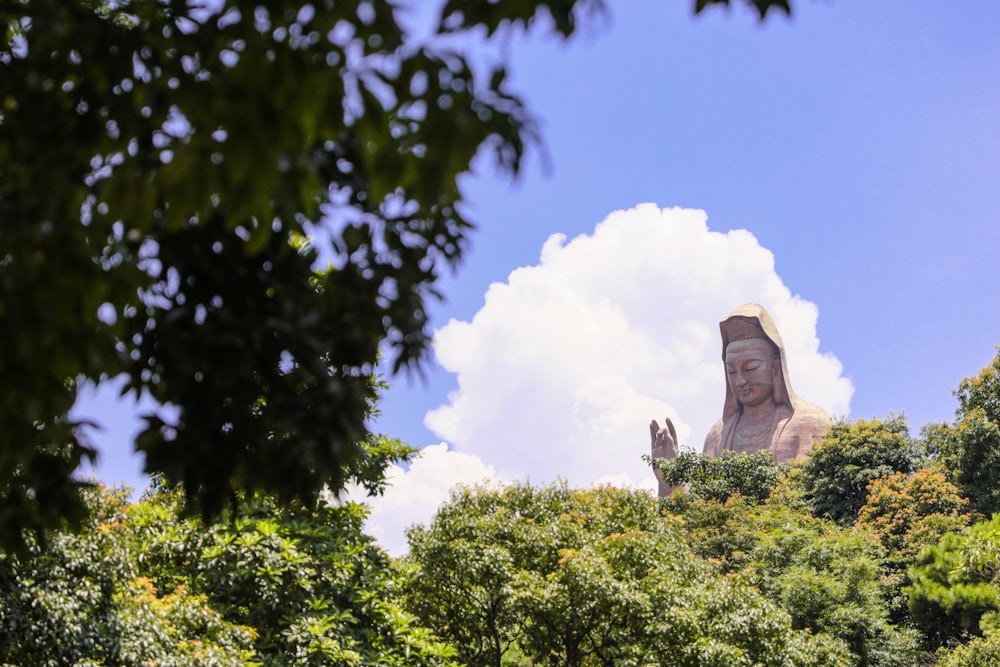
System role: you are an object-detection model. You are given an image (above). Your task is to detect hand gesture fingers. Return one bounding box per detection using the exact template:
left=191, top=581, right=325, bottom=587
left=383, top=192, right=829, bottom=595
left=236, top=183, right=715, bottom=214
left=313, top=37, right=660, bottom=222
left=650, top=417, right=677, bottom=459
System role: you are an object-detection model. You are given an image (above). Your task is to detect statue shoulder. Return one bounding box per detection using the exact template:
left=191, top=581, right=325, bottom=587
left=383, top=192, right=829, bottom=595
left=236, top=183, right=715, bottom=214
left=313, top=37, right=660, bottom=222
left=776, top=401, right=832, bottom=463
left=789, top=401, right=832, bottom=432
left=703, top=419, right=724, bottom=457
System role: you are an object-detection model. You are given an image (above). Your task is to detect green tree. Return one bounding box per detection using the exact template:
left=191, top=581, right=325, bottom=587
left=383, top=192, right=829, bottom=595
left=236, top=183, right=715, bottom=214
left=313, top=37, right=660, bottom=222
left=405, top=481, right=851, bottom=667
left=856, top=467, right=975, bottom=564
left=907, top=515, right=1000, bottom=650
left=0, top=0, right=609, bottom=546
left=799, top=416, right=916, bottom=525
left=751, top=527, right=921, bottom=667
left=640, top=569, right=852, bottom=667
left=0, top=485, right=255, bottom=666
left=401, top=505, right=519, bottom=666
left=517, top=528, right=854, bottom=667
left=404, top=482, right=673, bottom=667
left=956, top=348, right=1000, bottom=424
left=510, top=529, right=696, bottom=667
left=0, top=476, right=457, bottom=666
left=0, top=411, right=457, bottom=666
left=132, top=485, right=458, bottom=667
left=665, top=473, right=923, bottom=667
left=647, top=448, right=784, bottom=504
left=916, top=350, right=1000, bottom=517
left=935, top=625, right=1000, bottom=667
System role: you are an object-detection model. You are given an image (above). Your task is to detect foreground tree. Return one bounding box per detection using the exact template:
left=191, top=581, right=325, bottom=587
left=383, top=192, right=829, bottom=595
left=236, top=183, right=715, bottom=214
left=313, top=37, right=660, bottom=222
left=799, top=416, right=916, bottom=525
left=404, top=482, right=851, bottom=667
left=0, top=0, right=610, bottom=545
left=907, top=515, right=1000, bottom=651
left=0, top=476, right=457, bottom=666
left=856, top=467, right=975, bottom=566
left=924, top=348, right=1000, bottom=517
left=0, top=486, right=255, bottom=666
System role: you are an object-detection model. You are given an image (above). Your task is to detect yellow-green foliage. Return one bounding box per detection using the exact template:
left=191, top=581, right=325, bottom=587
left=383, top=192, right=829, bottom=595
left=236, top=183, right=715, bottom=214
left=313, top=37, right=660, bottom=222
left=857, top=467, right=976, bottom=560
left=800, top=416, right=916, bottom=525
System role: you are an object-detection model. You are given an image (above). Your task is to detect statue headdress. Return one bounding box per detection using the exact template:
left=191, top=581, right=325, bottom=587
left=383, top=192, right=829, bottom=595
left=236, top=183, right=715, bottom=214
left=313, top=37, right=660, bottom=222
left=717, top=303, right=799, bottom=426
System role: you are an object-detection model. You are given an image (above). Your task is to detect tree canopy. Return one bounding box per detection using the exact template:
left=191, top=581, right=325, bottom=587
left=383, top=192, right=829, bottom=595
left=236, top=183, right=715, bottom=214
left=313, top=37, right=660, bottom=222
left=4, top=343, right=1000, bottom=666
left=0, top=0, right=616, bottom=546
left=0, top=479, right=459, bottom=666
left=800, top=416, right=916, bottom=526
left=403, top=482, right=851, bottom=667
left=0, top=0, right=808, bottom=544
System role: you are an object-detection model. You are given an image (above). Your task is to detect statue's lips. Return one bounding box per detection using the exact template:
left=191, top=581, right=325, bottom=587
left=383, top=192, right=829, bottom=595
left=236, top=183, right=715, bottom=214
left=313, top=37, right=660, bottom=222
left=737, top=385, right=770, bottom=400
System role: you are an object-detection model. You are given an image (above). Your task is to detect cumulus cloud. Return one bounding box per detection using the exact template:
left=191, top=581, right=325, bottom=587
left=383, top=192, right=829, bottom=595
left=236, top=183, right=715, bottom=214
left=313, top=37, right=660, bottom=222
left=365, top=204, right=854, bottom=554
left=359, top=443, right=503, bottom=556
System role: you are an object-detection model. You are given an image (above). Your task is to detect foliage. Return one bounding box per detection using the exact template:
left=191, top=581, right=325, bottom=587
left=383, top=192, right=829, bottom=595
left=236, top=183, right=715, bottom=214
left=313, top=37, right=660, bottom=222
left=670, top=487, right=921, bottom=667
left=0, top=485, right=254, bottom=666
left=951, top=412, right=1000, bottom=518
left=799, top=416, right=916, bottom=525
left=638, top=563, right=853, bottom=667
left=403, top=482, right=674, bottom=667
left=919, top=349, right=1000, bottom=517
left=647, top=448, right=783, bottom=503
left=907, top=515, right=1000, bottom=650
left=0, top=467, right=456, bottom=666
left=915, top=421, right=961, bottom=467
left=0, top=0, right=820, bottom=548
left=857, top=467, right=976, bottom=563
left=130, top=484, right=457, bottom=667
left=936, top=626, right=1000, bottom=667
left=0, top=0, right=608, bottom=546
left=956, top=348, right=1000, bottom=424
left=753, top=528, right=920, bottom=667
left=510, top=529, right=702, bottom=667
left=694, top=0, right=794, bottom=20
left=662, top=492, right=763, bottom=568
left=664, top=466, right=928, bottom=667
left=405, top=481, right=851, bottom=667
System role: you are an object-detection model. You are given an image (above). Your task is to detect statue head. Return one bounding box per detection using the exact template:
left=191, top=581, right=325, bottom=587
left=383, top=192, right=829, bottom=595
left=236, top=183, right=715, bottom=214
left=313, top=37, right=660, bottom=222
left=718, top=304, right=797, bottom=422
left=725, top=337, right=779, bottom=409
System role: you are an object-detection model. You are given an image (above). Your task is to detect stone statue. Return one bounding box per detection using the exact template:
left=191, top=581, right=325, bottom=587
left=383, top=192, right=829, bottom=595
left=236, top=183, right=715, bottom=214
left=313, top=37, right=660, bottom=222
left=650, top=303, right=831, bottom=497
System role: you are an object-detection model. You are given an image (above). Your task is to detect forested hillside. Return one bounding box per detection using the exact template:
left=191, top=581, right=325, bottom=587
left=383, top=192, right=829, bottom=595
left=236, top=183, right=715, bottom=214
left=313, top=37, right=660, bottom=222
left=6, top=349, right=1000, bottom=666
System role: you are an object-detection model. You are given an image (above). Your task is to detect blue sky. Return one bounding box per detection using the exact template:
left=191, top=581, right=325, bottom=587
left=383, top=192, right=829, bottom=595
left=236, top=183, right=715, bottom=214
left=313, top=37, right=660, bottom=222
left=83, top=1, right=1000, bottom=553
left=381, top=1, right=1000, bottom=443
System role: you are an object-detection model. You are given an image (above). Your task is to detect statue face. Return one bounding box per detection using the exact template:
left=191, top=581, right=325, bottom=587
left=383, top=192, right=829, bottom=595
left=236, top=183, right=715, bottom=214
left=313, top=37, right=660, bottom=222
left=725, top=338, right=778, bottom=408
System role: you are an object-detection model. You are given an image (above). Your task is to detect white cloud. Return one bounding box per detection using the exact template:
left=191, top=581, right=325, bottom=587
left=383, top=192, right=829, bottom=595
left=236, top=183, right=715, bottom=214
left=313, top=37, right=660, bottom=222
left=364, top=204, right=854, bottom=554
left=359, top=443, right=504, bottom=557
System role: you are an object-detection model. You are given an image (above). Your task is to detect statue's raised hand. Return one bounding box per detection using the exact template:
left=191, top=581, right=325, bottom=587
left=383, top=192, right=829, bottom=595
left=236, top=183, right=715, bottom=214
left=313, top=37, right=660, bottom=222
left=649, top=417, right=678, bottom=460
left=649, top=417, right=678, bottom=497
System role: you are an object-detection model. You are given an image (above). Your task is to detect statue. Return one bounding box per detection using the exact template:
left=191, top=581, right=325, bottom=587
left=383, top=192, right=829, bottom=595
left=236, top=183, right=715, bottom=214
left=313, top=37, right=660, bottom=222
left=650, top=303, right=831, bottom=497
